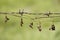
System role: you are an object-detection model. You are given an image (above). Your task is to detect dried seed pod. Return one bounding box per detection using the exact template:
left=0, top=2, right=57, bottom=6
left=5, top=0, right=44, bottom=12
left=29, top=24, right=33, bottom=29
left=37, top=25, right=42, bottom=31
left=20, top=22, right=23, bottom=27
left=39, top=28, right=42, bottom=31
left=5, top=16, right=9, bottom=23
left=29, top=22, right=33, bottom=29
left=49, top=24, right=55, bottom=30
left=30, top=22, right=33, bottom=26
left=21, top=18, right=23, bottom=24
left=51, top=24, right=55, bottom=30
left=20, top=18, right=23, bottom=27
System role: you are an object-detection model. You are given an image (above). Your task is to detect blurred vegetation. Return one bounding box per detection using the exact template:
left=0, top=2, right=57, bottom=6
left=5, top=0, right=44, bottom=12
left=0, top=0, right=60, bottom=40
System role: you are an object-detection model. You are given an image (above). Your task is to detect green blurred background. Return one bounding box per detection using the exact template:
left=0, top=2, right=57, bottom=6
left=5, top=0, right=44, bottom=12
left=0, top=0, right=60, bottom=40
left=0, top=0, right=60, bottom=12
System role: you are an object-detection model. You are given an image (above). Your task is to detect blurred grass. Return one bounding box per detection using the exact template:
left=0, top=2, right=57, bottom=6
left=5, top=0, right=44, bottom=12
left=0, top=14, right=60, bottom=40
left=0, top=0, right=60, bottom=40
left=0, top=0, right=60, bottom=12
